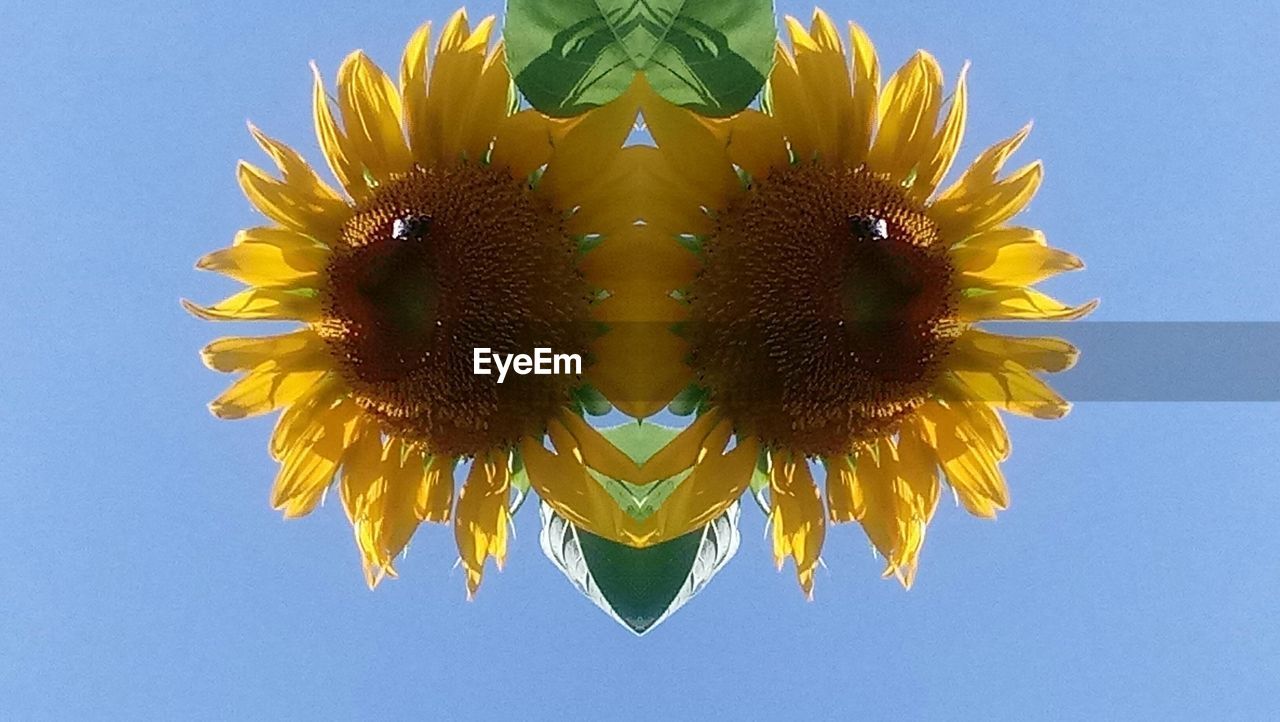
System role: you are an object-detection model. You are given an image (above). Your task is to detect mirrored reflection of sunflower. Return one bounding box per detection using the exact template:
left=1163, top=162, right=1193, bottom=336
left=186, top=10, right=637, bottom=596
left=640, top=10, right=1096, bottom=596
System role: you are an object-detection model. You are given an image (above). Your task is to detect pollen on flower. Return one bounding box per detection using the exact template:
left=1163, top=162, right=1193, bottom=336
left=315, top=162, right=594, bottom=458
left=687, top=163, right=960, bottom=457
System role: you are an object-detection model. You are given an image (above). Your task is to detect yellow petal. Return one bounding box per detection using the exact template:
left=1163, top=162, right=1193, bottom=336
left=808, top=8, right=843, bottom=52
left=236, top=161, right=348, bottom=238
left=337, top=51, right=412, bottom=184
left=896, top=422, right=941, bottom=526
left=943, top=399, right=1011, bottom=461
left=958, top=287, right=1099, bottom=322
left=339, top=419, right=385, bottom=525
left=587, top=319, right=691, bottom=419
left=489, top=110, right=558, bottom=180
left=233, top=226, right=327, bottom=251
left=803, top=9, right=844, bottom=50
left=933, top=161, right=1044, bottom=240
left=271, top=401, right=358, bottom=518
left=539, top=86, right=639, bottom=209
left=270, top=378, right=344, bottom=460
left=953, top=225, right=1046, bottom=251
left=769, top=456, right=825, bottom=597
left=460, top=41, right=513, bottom=161
left=592, top=280, right=686, bottom=320
left=868, top=51, right=943, bottom=184
left=933, top=124, right=1039, bottom=239
left=619, top=146, right=714, bottom=236
left=525, top=421, right=755, bottom=549
left=589, top=224, right=691, bottom=304
left=312, top=62, right=366, bottom=201
left=765, top=42, right=819, bottom=161
left=647, top=433, right=758, bottom=542
left=938, top=123, right=1032, bottom=201
left=521, top=436, right=637, bottom=541
left=947, top=362, right=1072, bottom=420
left=784, top=15, right=820, bottom=53
left=912, top=63, right=968, bottom=202
left=400, top=21, right=433, bottom=166
left=246, top=124, right=346, bottom=211
left=371, top=441, right=432, bottom=581
left=884, top=428, right=940, bottom=588
left=825, top=456, right=858, bottom=523
left=337, top=420, right=387, bottom=584
left=423, top=11, right=491, bottom=163
left=563, top=147, right=648, bottom=235
left=196, top=241, right=327, bottom=289
left=709, top=111, right=789, bottom=179
left=415, top=455, right=454, bottom=523
left=848, top=441, right=901, bottom=572
left=200, top=329, right=324, bottom=373
left=554, top=411, right=643, bottom=482
left=916, top=402, right=1009, bottom=517
left=639, top=80, right=739, bottom=209
left=954, top=241, right=1083, bottom=287
left=635, top=410, right=724, bottom=483
left=787, top=13, right=849, bottom=162
left=208, top=363, right=326, bottom=420
left=453, top=454, right=511, bottom=597
left=181, top=288, right=321, bottom=322
left=846, top=22, right=880, bottom=166
left=951, top=328, right=1080, bottom=374
left=436, top=8, right=471, bottom=53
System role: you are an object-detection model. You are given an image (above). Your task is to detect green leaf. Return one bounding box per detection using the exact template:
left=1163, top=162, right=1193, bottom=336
left=540, top=500, right=741, bottom=635
left=505, top=0, right=634, bottom=117
left=505, top=0, right=776, bottom=117
left=636, top=0, right=777, bottom=117
left=576, top=526, right=702, bottom=633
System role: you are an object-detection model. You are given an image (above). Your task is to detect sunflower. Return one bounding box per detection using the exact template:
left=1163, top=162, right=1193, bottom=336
left=637, top=10, right=1096, bottom=596
left=186, top=9, right=640, bottom=595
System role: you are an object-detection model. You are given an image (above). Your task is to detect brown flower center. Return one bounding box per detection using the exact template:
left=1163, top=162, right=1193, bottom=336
left=315, top=163, right=592, bottom=458
left=687, top=163, right=959, bottom=457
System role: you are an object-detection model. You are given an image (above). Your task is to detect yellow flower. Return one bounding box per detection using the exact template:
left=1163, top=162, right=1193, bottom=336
left=186, top=9, right=638, bottom=596
left=638, top=10, right=1096, bottom=596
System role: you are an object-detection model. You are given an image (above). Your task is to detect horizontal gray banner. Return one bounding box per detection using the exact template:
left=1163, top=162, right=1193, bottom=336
left=577, top=322, right=1280, bottom=402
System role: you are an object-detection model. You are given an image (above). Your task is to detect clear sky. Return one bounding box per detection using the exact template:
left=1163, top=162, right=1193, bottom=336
left=1, top=1, right=1278, bottom=718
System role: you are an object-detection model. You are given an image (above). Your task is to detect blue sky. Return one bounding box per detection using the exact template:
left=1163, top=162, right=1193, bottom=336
left=1, top=0, right=1278, bottom=718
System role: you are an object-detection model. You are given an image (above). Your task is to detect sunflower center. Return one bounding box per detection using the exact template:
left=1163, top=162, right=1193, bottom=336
left=317, top=164, right=592, bottom=458
left=688, top=164, right=959, bottom=457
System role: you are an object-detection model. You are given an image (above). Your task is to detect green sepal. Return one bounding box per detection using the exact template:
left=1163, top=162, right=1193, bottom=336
left=749, top=446, right=770, bottom=493
left=667, top=383, right=709, bottom=416
left=575, top=233, right=604, bottom=255
left=527, top=165, right=546, bottom=189
left=571, top=383, right=614, bottom=416
left=676, top=233, right=705, bottom=255
left=509, top=447, right=531, bottom=494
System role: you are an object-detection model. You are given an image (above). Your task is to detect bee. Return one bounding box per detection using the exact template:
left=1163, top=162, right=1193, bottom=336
left=392, top=214, right=432, bottom=242
left=848, top=214, right=889, bottom=242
